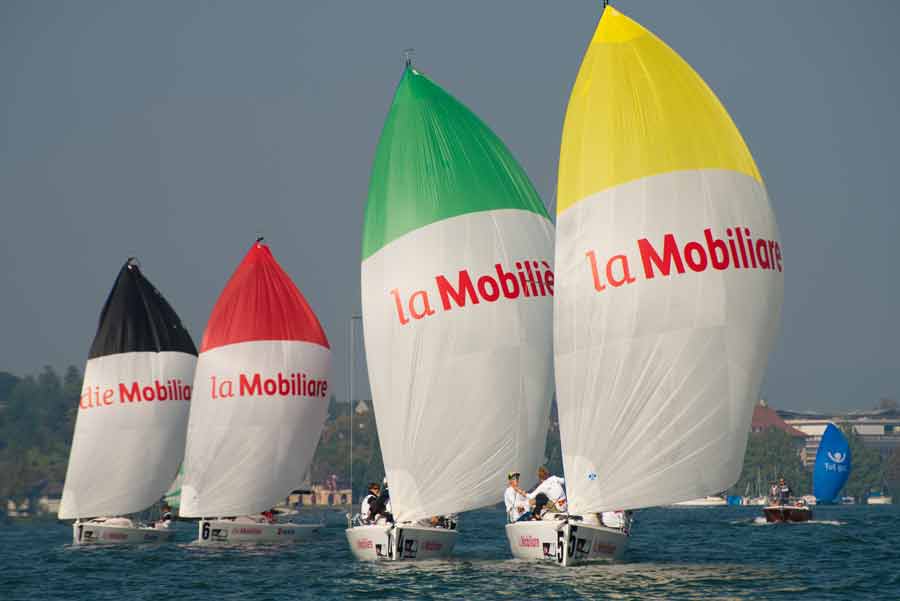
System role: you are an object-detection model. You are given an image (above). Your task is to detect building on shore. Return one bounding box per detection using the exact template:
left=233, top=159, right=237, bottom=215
left=286, top=475, right=352, bottom=507
left=752, top=400, right=807, bottom=438
left=288, top=484, right=351, bottom=507
left=777, top=406, right=900, bottom=467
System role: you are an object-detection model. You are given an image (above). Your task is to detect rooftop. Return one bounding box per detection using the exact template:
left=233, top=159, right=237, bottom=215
left=752, top=400, right=806, bottom=437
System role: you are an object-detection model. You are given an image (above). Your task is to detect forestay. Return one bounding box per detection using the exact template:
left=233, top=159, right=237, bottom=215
left=59, top=260, right=197, bottom=519
left=554, top=7, right=784, bottom=514
left=180, top=242, right=330, bottom=518
left=361, top=67, right=554, bottom=523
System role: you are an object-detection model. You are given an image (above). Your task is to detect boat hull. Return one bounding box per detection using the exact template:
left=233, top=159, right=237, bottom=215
left=73, top=520, right=175, bottom=545
left=346, top=524, right=457, bottom=561
left=506, top=519, right=628, bottom=566
left=196, top=519, right=321, bottom=544
left=763, top=505, right=812, bottom=523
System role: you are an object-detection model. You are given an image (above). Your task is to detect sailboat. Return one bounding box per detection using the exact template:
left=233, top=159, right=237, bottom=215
left=59, top=258, right=198, bottom=544
left=180, top=240, right=330, bottom=543
left=507, top=5, right=784, bottom=564
left=810, top=423, right=851, bottom=506
left=346, top=61, right=555, bottom=560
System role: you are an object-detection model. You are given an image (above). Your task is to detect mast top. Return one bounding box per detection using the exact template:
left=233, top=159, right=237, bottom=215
left=403, top=48, right=415, bottom=69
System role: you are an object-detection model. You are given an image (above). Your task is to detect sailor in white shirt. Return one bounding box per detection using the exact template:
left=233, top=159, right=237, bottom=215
left=526, top=466, right=567, bottom=516
left=359, top=482, right=380, bottom=523
left=504, top=472, right=530, bottom=522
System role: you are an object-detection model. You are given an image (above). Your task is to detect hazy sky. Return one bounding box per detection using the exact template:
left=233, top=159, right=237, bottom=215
left=1, top=1, right=898, bottom=412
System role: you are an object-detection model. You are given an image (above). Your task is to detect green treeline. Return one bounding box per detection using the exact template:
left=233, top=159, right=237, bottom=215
left=730, top=427, right=889, bottom=498
left=0, top=366, right=895, bottom=505
left=730, top=430, right=811, bottom=496
left=0, top=367, right=80, bottom=502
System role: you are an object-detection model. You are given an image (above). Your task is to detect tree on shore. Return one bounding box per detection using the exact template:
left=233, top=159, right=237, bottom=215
left=731, top=429, right=809, bottom=496
left=839, top=423, right=884, bottom=499
left=0, top=366, right=80, bottom=502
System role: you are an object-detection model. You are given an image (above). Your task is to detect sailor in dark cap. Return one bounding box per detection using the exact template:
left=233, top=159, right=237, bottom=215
left=504, top=471, right=530, bottom=522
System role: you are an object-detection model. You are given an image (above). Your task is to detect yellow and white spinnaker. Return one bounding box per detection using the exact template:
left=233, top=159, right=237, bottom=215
left=554, top=6, right=784, bottom=514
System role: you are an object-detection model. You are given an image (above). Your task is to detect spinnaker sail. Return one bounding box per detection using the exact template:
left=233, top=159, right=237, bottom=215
left=361, top=66, right=555, bottom=523
left=59, top=259, right=197, bottom=519
left=554, top=6, right=784, bottom=514
left=180, top=241, right=330, bottom=517
left=164, top=465, right=183, bottom=510
left=813, top=423, right=851, bottom=503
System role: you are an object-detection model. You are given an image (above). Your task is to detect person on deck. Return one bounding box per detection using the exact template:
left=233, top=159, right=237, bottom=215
left=368, top=479, right=394, bottom=524
left=504, top=472, right=531, bottom=522
left=777, top=477, right=792, bottom=505
left=360, top=482, right=380, bottom=524
left=526, top=466, right=567, bottom=519
left=155, top=504, right=174, bottom=529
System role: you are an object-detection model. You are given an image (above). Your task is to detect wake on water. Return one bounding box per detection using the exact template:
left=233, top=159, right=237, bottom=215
left=743, top=517, right=844, bottom=526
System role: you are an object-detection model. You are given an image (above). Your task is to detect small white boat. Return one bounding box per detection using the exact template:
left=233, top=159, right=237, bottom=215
left=346, top=523, right=457, bottom=561
left=867, top=494, right=892, bottom=505
left=59, top=259, right=198, bottom=545
left=74, top=517, right=175, bottom=545
left=671, top=496, right=728, bottom=507
left=197, top=517, right=321, bottom=544
left=506, top=515, right=628, bottom=565
left=180, top=240, right=331, bottom=545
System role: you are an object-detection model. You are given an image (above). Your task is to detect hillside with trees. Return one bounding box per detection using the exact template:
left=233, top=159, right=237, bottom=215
left=0, top=367, right=80, bottom=504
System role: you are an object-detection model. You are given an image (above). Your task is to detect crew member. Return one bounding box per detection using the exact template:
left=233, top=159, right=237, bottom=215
left=360, top=482, right=380, bottom=524
left=526, top=466, right=567, bottom=518
left=504, top=471, right=530, bottom=522
left=777, top=477, right=792, bottom=505
left=368, top=479, right=394, bottom=524
left=156, top=504, right=174, bottom=529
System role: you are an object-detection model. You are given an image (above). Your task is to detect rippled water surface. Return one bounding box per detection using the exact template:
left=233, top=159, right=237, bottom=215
left=3, top=505, right=899, bottom=600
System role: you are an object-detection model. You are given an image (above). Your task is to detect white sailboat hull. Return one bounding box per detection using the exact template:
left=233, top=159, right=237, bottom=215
left=196, top=519, right=321, bottom=544
left=346, top=524, right=457, bottom=561
left=72, top=519, right=175, bottom=545
left=506, top=519, right=628, bottom=566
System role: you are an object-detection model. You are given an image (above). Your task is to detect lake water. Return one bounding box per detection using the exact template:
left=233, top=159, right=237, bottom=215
left=2, top=505, right=898, bottom=600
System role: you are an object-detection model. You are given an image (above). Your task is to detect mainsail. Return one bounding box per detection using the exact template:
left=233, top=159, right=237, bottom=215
left=361, top=66, right=555, bottom=523
left=180, top=241, right=330, bottom=517
left=59, top=259, right=197, bottom=519
left=813, top=423, right=852, bottom=503
left=554, top=6, right=784, bottom=514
